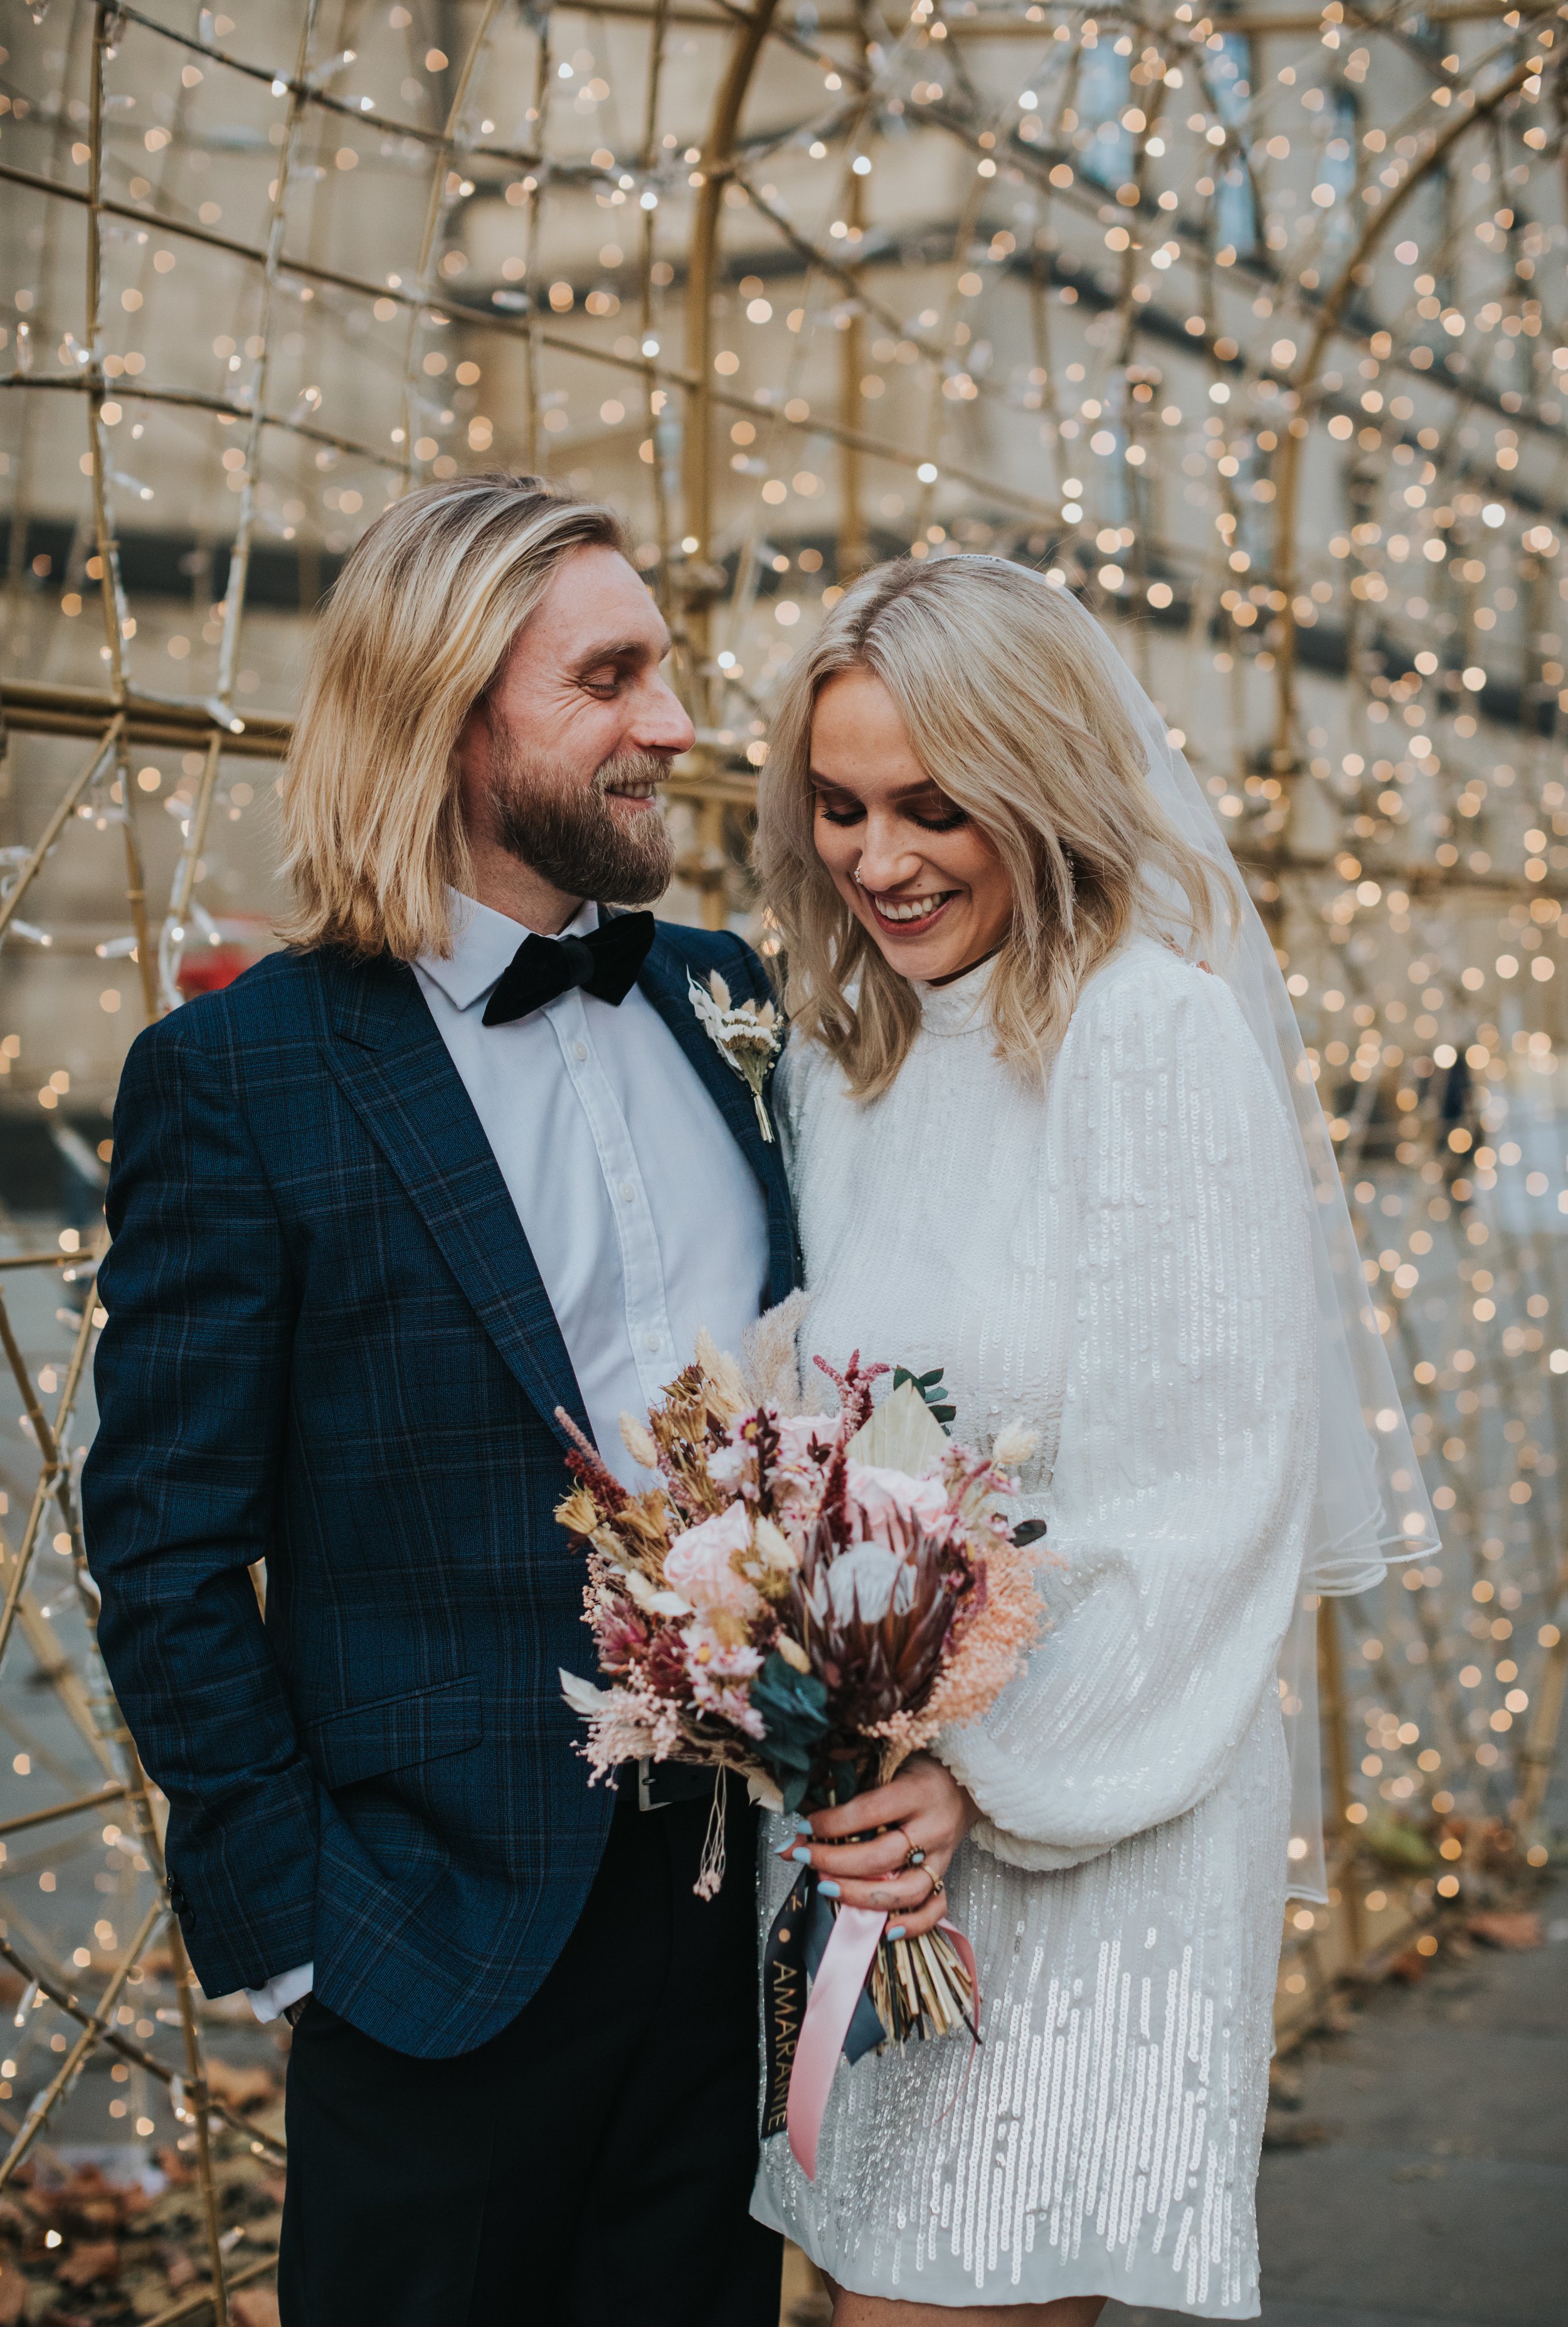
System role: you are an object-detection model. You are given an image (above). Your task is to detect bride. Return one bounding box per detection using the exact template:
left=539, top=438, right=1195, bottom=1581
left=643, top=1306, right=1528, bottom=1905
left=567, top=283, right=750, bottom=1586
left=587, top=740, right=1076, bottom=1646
left=748, top=555, right=1433, bottom=2323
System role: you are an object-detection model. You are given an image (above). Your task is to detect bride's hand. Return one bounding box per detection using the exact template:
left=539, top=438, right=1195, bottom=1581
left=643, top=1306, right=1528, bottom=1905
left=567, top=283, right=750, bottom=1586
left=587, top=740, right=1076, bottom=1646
left=784, top=1754, right=978, bottom=1941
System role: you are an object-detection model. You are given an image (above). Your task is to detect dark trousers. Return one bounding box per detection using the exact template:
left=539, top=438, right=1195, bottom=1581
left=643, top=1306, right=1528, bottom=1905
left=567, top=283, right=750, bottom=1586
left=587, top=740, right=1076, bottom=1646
left=277, top=1783, right=781, bottom=2326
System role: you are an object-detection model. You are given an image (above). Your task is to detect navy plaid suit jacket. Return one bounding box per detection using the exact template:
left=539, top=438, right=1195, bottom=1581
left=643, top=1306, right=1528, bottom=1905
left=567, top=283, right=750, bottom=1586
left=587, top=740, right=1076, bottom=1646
left=81, top=922, right=797, bottom=2058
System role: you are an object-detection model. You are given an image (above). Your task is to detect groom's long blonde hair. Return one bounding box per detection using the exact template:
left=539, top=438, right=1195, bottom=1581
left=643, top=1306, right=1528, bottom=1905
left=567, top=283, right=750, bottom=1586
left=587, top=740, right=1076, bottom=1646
left=755, top=555, right=1222, bottom=1100
left=278, top=472, right=624, bottom=961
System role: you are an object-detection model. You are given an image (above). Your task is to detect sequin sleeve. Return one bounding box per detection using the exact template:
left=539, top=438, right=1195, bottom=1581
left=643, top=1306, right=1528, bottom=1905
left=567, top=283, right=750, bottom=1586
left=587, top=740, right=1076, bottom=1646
left=939, top=952, right=1318, bottom=1872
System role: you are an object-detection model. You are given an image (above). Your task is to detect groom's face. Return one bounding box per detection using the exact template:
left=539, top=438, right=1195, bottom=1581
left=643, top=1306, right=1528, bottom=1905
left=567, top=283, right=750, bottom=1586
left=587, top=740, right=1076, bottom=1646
left=457, top=543, right=694, bottom=905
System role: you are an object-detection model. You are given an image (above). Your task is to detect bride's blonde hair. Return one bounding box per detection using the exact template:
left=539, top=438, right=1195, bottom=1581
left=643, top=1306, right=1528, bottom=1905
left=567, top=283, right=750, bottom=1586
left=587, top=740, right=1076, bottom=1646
left=755, top=555, right=1223, bottom=1100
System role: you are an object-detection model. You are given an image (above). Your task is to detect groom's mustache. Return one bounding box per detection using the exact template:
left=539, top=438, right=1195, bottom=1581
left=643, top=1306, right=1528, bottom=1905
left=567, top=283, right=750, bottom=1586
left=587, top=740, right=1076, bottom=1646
left=593, top=746, right=675, bottom=802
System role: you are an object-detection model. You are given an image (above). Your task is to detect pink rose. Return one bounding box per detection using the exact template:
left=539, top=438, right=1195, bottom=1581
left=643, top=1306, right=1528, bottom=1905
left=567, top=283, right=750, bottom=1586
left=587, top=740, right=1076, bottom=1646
left=664, top=1502, right=765, bottom=1621
left=844, top=1462, right=953, bottom=1555
left=771, top=1414, right=835, bottom=1465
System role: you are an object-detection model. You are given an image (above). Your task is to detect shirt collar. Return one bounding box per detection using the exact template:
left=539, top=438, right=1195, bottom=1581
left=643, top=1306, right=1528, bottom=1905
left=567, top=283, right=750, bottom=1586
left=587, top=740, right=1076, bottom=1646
left=416, top=890, right=600, bottom=1015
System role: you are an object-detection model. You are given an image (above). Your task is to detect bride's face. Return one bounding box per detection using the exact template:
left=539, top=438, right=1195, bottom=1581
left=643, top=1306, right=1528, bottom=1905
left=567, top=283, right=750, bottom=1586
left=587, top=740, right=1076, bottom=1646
left=808, top=670, right=1013, bottom=984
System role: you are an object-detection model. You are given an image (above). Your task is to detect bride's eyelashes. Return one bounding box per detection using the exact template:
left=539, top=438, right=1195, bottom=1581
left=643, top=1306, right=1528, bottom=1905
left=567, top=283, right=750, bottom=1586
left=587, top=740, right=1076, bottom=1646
left=813, top=792, right=969, bottom=834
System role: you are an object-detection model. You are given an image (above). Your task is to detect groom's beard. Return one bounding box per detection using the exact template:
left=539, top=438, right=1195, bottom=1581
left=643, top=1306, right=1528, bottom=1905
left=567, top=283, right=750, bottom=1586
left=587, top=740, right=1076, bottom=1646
left=489, top=739, right=675, bottom=907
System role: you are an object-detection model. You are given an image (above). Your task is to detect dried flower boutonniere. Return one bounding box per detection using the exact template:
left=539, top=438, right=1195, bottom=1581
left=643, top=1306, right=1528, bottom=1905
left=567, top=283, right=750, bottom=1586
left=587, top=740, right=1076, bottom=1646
left=688, top=968, right=783, bottom=1142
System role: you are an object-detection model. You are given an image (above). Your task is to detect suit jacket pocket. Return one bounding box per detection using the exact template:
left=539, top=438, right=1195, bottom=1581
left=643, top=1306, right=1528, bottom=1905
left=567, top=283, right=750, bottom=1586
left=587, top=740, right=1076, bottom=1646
left=306, top=1675, right=482, bottom=1790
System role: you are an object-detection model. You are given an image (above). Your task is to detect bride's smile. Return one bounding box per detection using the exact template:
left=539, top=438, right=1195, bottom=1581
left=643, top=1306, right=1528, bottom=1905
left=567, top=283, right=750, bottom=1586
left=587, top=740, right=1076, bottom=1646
left=861, top=887, right=957, bottom=933
left=808, top=666, right=1014, bottom=984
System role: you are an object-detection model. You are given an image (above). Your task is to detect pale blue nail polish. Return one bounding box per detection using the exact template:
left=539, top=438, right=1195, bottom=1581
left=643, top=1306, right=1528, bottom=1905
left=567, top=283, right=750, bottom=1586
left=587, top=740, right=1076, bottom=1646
left=790, top=1846, right=812, bottom=1863
left=793, top=1816, right=815, bottom=1834
left=818, top=1880, right=841, bottom=1898
left=887, top=1925, right=906, bottom=1941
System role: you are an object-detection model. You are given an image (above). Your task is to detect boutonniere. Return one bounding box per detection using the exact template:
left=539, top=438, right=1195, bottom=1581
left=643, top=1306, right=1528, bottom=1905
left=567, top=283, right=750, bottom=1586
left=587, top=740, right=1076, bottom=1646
left=687, top=968, right=783, bottom=1142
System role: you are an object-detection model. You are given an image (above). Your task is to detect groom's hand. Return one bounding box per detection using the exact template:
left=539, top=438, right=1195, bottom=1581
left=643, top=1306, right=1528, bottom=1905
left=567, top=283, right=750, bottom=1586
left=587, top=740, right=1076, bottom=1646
left=781, top=1754, right=977, bottom=1940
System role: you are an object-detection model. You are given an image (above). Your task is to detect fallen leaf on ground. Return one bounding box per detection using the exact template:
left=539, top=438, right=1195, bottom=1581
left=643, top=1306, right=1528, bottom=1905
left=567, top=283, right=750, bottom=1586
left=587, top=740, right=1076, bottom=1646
left=159, top=2240, right=199, bottom=2290
left=230, top=2289, right=282, bottom=2327
left=1466, top=1910, right=1542, bottom=1950
left=55, top=2239, right=120, bottom=2288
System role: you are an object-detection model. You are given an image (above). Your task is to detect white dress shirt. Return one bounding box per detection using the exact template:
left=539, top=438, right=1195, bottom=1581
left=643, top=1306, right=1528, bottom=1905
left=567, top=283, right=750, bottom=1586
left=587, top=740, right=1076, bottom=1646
left=246, top=891, right=770, bottom=2021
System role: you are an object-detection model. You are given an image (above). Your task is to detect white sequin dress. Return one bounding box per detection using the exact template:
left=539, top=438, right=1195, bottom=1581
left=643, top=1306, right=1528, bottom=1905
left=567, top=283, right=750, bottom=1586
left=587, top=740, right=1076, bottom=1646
left=751, top=935, right=1319, bottom=2318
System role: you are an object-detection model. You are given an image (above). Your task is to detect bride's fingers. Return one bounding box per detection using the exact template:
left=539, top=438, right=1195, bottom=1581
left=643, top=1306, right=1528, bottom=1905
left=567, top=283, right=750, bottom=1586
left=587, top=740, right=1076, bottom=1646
left=807, top=1776, right=928, bottom=1840
left=887, top=1891, right=948, bottom=1942
left=785, top=1812, right=949, bottom=1881
left=785, top=1812, right=943, bottom=1872
left=820, top=1861, right=946, bottom=1914
left=889, top=1860, right=953, bottom=1937
left=781, top=1833, right=910, bottom=1879
left=827, top=1846, right=955, bottom=1913
left=818, top=1852, right=953, bottom=1908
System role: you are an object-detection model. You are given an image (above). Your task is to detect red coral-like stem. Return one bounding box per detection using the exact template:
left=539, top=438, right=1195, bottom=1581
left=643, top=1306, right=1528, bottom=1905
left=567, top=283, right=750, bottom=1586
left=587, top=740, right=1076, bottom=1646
left=812, top=1348, right=889, bottom=1439
left=555, top=1405, right=630, bottom=1510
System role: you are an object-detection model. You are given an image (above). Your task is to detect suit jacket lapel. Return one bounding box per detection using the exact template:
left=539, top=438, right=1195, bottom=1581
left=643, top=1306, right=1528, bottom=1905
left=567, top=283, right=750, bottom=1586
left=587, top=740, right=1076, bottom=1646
left=312, top=951, right=592, bottom=1454
left=637, top=932, right=798, bottom=1306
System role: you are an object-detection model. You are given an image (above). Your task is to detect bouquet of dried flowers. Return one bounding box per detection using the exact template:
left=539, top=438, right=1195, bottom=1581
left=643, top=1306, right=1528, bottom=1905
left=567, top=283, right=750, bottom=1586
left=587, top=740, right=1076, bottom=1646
left=556, top=1313, right=1044, bottom=2173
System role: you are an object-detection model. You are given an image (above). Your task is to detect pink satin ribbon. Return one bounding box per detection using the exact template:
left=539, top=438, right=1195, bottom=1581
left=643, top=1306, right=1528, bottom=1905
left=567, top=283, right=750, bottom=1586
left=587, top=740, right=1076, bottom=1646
left=787, top=1909, right=983, bottom=2181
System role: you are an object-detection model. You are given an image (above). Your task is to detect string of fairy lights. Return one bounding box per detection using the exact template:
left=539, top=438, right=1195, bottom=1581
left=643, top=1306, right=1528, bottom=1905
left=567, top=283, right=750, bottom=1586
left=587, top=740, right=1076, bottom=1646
left=0, top=5, right=1560, bottom=2285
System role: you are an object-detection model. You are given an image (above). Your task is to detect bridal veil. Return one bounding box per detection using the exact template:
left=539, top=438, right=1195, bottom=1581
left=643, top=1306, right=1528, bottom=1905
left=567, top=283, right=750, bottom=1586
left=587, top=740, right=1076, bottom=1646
left=974, top=559, right=1439, bottom=1900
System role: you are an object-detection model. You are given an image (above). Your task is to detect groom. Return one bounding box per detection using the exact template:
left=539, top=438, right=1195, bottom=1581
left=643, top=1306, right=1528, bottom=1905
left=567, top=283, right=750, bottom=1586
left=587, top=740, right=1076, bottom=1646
left=82, top=476, right=792, bottom=2324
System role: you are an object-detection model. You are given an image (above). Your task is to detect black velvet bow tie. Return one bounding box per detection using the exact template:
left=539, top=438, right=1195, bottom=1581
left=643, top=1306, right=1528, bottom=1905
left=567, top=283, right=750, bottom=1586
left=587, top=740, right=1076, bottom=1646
left=481, top=910, right=655, bottom=1026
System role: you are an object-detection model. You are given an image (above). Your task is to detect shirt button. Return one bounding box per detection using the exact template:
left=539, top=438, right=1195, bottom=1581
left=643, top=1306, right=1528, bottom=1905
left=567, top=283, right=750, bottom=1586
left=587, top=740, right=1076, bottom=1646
left=619, top=1181, right=636, bottom=1203
left=572, top=1041, right=588, bottom=1062
left=644, top=1333, right=661, bottom=1353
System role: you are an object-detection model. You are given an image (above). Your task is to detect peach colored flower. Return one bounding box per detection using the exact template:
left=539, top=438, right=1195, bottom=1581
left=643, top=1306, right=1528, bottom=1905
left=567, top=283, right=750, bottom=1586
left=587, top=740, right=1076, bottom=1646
left=845, top=1462, right=953, bottom=1555
left=664, top=1502, right=764, bottom=1621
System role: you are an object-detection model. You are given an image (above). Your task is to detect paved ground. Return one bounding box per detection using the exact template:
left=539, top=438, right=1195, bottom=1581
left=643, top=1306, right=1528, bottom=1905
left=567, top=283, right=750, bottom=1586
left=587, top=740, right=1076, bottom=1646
left=1104, top=1880, right=1568, bottom=2327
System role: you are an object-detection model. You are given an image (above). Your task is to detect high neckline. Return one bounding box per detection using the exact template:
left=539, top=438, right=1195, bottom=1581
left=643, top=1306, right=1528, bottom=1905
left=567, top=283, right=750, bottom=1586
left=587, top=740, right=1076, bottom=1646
left=913, top=956, right=993, bottom=1036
